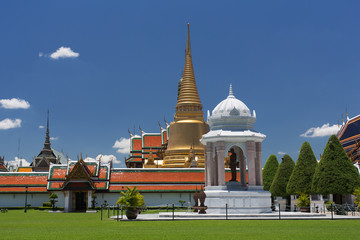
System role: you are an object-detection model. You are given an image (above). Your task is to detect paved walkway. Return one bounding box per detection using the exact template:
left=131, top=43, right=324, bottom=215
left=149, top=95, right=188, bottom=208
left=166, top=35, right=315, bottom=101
left=110, top=211, right=360, bottom=221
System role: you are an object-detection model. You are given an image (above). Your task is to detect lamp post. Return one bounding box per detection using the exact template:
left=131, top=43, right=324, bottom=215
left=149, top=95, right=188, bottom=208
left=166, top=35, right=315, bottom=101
left=24, top=186, right=28, bottom=213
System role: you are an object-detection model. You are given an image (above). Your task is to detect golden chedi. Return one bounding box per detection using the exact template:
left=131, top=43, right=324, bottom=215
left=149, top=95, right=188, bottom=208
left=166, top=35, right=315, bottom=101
left=144, top=149, right=156, bottom=168
left=163, top=24, right=209, bottom=168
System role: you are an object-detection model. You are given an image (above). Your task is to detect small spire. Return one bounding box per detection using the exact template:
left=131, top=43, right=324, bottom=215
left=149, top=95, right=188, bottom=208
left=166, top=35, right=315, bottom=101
left=186, top=23, right=191, bottom=56
left=228, top=84, right=234, bottom=97
left=43, top=110, right=51, bottom=151
left=175, top=23, right=202, bottom=114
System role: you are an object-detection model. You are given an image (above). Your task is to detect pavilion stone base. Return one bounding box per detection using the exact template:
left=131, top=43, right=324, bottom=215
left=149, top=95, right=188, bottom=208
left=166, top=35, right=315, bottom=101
left=205, top=183, right=272, bottom=214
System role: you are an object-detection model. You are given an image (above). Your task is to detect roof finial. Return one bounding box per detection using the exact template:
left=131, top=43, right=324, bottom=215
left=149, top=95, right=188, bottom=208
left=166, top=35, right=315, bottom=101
left=186, top=23, right=191, bottom=56
left=228, top=84, right=234, bottom=98
left=43, top=110, right=51, bottom=150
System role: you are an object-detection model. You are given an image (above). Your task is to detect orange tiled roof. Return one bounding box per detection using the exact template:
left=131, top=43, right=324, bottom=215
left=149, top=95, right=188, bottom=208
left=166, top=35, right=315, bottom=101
left=17, top=167, right=32, bottom=172
left=110, top=170, right=205, bottom=183
left=109, top=185, right=199, bottom=192
left=132, top=138, right=142, bottom=151
left=0, top=174, right=47, bottom=185
left=143, top=135, right=162, bottom=148
left=0, top=186, right=47, bottom=192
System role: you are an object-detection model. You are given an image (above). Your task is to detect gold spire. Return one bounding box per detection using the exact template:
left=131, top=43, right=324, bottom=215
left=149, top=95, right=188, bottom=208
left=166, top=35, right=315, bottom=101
left=175, top=23, right=202, bottom=115
left=163, top=24, right=209, bottom=168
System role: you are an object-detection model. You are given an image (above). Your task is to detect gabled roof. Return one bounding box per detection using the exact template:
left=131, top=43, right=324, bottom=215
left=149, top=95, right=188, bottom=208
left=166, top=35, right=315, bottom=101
left=47, top=159, right=110, bottom=191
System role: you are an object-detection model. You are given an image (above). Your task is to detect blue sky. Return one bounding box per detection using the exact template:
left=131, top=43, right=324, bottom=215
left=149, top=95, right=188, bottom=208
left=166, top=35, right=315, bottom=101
left=1, top=1, right=359, bottom=168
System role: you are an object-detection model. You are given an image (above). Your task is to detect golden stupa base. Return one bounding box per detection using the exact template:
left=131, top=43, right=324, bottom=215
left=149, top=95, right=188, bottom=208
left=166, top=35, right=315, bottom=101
left=162, top=154, right=205, bottom=168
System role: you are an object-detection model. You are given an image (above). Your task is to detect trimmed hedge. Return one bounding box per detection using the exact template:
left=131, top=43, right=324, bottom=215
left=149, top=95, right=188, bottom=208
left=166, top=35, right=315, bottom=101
left=287, top=142, right=317, bottom=195
left=311, top=135, right=360, bottom=195
left=270, top=154, right=295, bottom=197
left=262, top=155, right=279, bottom=191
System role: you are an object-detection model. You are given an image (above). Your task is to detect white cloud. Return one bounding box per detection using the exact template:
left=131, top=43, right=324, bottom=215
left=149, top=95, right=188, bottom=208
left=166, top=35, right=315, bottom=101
left=84, top=154, right=120, bottom=164
left=98, top=154, right=120, bottom=164
left=6, top=157, right=31, bottom=169
left=50, top=137, right=58, bottom=141
left=300, top=123, right=340, bottom=138
left=0, top=98, right=30, bottom=109
left=84, top=156, right=96, bottom=161
left=38, top=52, right=44, bottom=57
left=278, top=151, right=286, bottom=155
left=50, top=46, right=79, bottom=59
left=39, top=125, right=44, bottom=129
left=113, top=137, right=130, bottom=154
left=0, top=118, right=21, bottom=130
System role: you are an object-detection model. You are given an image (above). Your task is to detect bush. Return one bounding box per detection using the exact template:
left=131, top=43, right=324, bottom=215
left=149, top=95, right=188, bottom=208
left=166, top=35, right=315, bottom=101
left=43, top=202, right=51, bottom=207
left=262, top=155, right=279, bottom=191
left=353, top=188, right=360, bottom=206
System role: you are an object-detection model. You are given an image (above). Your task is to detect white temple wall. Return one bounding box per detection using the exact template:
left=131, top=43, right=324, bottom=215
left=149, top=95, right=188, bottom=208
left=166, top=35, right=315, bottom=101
left=84, top=192, right=195, bottom=207
left=0, top=192, right=196, bottom=208
left=0, top=193, right=50, bottom=207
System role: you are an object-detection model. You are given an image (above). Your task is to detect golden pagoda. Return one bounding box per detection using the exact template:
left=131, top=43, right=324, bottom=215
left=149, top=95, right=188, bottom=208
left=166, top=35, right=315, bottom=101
left=162, top=24, right=209, bottom=168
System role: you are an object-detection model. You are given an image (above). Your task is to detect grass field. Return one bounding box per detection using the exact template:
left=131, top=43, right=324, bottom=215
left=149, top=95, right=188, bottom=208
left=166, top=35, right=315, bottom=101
left=1, top=210, right=359, bottom=239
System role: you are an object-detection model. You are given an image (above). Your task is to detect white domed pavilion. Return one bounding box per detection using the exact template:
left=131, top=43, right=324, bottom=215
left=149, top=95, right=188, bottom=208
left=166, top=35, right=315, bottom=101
left=200, top=84, right=271, bottom=214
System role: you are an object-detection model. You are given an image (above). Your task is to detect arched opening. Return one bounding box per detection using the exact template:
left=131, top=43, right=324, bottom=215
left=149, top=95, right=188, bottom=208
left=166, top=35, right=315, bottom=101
left=228, top=145, right=246, bottom=187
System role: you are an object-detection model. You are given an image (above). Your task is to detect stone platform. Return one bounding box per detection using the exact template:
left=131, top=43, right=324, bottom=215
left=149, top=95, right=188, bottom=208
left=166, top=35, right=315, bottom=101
left=204, top=183, right=272, bottom=214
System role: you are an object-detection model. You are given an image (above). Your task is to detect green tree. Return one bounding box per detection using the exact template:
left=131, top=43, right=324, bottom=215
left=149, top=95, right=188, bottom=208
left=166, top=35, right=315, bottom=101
left=262, top=155, right=279, bottom=191
left=311, top=135, right=360, bottom=195
left=287, top=142, right=318, bottom=195
left=270, top=154, right=295, bottom=197
left=49, top=193, right=58, bottom=211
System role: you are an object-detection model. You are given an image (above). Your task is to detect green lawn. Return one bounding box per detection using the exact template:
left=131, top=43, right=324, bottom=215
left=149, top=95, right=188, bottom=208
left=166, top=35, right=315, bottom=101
left=1, top=210, right=359, bottom=239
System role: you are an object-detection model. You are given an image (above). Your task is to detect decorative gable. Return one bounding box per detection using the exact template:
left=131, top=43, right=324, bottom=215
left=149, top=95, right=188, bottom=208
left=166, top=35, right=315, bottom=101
left=61, top=159, right=94, bottom=190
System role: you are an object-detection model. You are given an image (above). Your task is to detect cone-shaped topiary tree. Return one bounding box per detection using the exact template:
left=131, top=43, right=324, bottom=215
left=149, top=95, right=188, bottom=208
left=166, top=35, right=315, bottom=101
left=311, top=135, right=360, bottom=195
left=270, top=154, right=295, bottom=197
left=262, top=155, right=279, bottom=191
left=287, top=142, right=318, bottom=195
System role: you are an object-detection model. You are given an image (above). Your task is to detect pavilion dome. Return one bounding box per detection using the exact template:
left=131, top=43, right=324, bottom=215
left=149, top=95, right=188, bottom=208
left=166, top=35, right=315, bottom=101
left=212, top=85, right=251, bottom=118
left=207, top=84, right=256, bottom=131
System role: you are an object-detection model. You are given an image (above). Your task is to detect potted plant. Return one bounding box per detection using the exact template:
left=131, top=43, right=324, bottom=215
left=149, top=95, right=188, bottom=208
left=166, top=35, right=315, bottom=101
left=297, top=192, right=310, bottom=212
left=116, top=186, right=145, bottom=220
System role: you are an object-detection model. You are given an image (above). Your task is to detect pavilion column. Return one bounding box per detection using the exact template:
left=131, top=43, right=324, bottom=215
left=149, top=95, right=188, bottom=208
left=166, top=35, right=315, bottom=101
left=246, top=141, right=256, bottom=186
left=255, top=142, right=263, bottom=186
left=215, top=141, right=225, bottom=186
left=205, top=142, right=213, bottom=187
left=240, top=152, right=246, bottom=187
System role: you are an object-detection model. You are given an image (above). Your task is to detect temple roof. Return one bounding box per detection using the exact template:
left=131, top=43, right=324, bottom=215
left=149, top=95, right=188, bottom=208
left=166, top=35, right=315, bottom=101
left=337, top=114, right=360, bottom=163
left=0, top=168, right=246, bottom=193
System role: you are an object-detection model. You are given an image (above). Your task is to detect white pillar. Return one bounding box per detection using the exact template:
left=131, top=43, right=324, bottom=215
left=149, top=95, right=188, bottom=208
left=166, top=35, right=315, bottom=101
left=205, top=142, right=213, bottom=187
left=215, top=141, right=225, bottom=186
left=255, top=142, right=262, bottom=186
left=240, top=152, right=246, bottom=187
left=63, top=191, right=70, bottom=212
left=87, top=191, right=92, bottom=210
left=246, top=141, right=256, bottom=186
